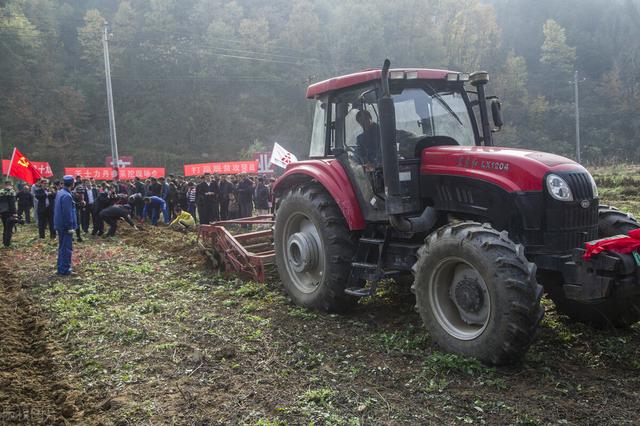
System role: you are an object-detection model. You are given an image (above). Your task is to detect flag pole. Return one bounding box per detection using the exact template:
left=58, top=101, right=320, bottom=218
left=6, top=147, right=16, bottom=180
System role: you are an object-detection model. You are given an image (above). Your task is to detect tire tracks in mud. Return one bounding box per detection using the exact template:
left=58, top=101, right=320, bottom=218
left=0, top=263, right=80, bottom=425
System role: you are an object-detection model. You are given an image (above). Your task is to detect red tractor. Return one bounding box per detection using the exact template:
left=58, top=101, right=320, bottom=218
left=263, top=59, right=640, bottom=364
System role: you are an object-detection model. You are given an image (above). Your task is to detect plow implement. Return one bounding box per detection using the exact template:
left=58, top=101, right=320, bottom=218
left=197, top=215, right=275, bottom=282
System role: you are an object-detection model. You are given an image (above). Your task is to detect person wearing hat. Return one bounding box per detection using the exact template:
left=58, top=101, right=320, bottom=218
left=99, top=204, right=138, bottom=237
left=54, top=175, right=78, bottom=276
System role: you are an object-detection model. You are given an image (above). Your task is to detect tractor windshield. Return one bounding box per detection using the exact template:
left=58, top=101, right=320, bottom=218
left=392, top=87, right=475, bottom=148
left=342, top=86, right=475, bottom=160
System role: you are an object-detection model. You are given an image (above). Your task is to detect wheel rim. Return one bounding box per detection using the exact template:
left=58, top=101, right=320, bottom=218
left=281, top=212, right=325, bottom=293
left=429, top=257, right=491, bottom=341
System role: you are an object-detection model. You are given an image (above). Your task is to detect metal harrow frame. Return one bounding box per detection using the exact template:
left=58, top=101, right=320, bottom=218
left=197, top=215, right=275, bottom=282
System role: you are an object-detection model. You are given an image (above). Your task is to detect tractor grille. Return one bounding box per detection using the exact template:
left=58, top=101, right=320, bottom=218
left=542, top=171, right=599, bottom=253
left=563, top=171, right=594, bottom=200
left=545, top=202, right=599, bottom=231
left=543, top=227, right=598, bottom=253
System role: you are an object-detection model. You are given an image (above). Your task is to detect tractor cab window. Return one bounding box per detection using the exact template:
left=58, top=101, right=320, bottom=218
left=344, top=104, right=381, bottom=169
left=392, top=87, right=476, bottom=157
left=337, top=85, right=381, bottom=169
left=340, top=86, right=475, bottom=161
left=309, top=100, right=328, bottom=157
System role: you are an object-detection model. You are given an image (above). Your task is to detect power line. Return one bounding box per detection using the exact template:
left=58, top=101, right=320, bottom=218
left=123, top=41, right=317, bottom=65
left=0, top=13, right=313, bottom=56
left=0, top=28, right=318, bottom=63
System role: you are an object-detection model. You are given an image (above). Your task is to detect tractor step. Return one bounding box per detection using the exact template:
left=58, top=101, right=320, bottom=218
left=345, top=287, right=375, bottom=297
left=351, top=261, right=379, bottom=270
left=351, top=262, right=400, bottom=276
left=358, top=237, right=386, bottom=245
left=348, top=261, right=401, bottom=293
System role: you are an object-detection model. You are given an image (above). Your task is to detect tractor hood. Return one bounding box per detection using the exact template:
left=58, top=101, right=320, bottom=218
left=420, top=146, right=587, bottom=192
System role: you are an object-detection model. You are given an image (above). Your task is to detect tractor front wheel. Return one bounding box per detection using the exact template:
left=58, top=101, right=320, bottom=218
left=412, top=222, right=543, bottom=365
left=547, top=205, right=640, bottom=328
left=274, top=183, right=358, bottom=312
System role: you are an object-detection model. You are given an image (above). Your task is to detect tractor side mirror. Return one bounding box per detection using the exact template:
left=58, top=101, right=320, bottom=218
left=490, top=98, right=503, bottom=130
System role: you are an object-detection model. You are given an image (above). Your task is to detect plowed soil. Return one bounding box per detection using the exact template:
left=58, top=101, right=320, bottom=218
left=2, top=185, right=640, bottom=425
left=0, top=263, right=81, bottom=425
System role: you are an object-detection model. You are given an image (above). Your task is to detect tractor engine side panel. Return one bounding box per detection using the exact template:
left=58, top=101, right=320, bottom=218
left=420, top=173, right=599, bottom=255
left=420, top=174, right=542, bottom=242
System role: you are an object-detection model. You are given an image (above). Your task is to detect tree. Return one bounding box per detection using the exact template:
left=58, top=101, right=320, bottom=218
left=540, top=19, right=575, bottom=79
left=442, top=0, right=501, bottom=71
left=498, top=51, right=529, bottom=108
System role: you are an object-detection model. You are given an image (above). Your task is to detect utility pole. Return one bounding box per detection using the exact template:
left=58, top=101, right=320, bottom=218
left=570, top=70, right=586, bottom=164
left=102, top=21, right=120, bottom=180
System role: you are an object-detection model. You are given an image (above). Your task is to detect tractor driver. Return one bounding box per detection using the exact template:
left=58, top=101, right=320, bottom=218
left=355, top=110, right=382, bottom=172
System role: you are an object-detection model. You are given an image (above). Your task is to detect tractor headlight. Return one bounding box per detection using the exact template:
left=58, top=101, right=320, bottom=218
left=587, top=172, right=598, bottom=198
left=546, top=174, right=574, bottom=201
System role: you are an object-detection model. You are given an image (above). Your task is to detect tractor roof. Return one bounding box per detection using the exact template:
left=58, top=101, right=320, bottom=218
left=306, top=68, right=456, bottom=99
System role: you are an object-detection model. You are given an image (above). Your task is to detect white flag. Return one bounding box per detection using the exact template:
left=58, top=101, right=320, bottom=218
left=270, top=142, right=298, bottom=169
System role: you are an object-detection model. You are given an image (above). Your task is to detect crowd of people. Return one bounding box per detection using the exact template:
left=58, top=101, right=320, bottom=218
left=0, top=172, right=275, bottom=250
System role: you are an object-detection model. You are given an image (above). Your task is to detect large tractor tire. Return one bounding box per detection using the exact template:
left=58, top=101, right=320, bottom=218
left=274, top=182, right=358, bottom=312
left=548, top=205, right=640, bottom=328
left=412, top=222, right=543, bottom=365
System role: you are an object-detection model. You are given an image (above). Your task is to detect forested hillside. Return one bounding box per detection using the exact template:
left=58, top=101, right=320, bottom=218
left=1, top=0, right=639, bottom=173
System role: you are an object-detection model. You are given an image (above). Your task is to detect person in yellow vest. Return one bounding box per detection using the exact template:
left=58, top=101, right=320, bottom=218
left=169, top=206, right=195, bottom=232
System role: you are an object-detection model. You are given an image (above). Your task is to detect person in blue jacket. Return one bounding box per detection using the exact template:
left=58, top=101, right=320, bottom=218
left=54, top=175, right=78, bottom=276
left=142, top=196, right=169, bottom=226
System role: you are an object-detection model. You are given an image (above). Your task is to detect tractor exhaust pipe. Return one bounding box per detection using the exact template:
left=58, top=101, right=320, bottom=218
left=470, top=71, right=493, bottom=146
left=378, top=59, right=401, bottom=209
left=379, top=59, right=437, bottom=233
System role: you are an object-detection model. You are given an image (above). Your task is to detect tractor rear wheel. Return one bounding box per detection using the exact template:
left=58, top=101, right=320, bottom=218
left=274, top=183, right=358, bottom=312
left=547, top=205, right=640, bottom=328
left=412, top=222, right=543, bottom=365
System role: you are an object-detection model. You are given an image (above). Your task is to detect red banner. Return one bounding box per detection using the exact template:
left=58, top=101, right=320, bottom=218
left=3, top=159, right=53, bottom=177
left=183, top=160, right=258, bottom=177
left=64, top=167, right=165, bottom=181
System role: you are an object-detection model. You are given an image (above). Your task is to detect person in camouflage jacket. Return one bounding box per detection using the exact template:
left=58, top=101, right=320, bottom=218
left=0, top=181, right=18, bottom=247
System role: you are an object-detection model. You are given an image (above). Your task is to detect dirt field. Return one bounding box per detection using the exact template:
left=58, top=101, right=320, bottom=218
left=2, top=166, right=640, bottom=425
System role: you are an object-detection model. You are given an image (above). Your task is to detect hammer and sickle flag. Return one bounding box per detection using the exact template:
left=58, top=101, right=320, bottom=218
left=7, top=147, right=42, bottom=184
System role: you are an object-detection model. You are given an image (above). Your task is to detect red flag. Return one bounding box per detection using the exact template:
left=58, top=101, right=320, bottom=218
left=7, top=148, right=43, bottom=184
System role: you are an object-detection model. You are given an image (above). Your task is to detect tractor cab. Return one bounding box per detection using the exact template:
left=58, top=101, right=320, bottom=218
left=306, top=67, right=500, bottom=223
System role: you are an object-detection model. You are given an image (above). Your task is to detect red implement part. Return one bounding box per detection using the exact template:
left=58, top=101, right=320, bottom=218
left=197, top=215, right=275, bottom=282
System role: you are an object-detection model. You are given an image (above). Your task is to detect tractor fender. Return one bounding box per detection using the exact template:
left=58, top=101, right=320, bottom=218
left=272, top=159, right=366, bottom=230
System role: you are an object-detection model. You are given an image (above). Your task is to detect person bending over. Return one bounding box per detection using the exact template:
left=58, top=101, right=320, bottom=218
left=169, top=206, right=195, bottom=232
left=142, top=196, right=169, bottom=226
left=99, top=204, right=137, bottom=237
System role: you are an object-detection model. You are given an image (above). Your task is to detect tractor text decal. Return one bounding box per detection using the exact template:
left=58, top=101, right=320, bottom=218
left=456, top=156, right=510, bottom=172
